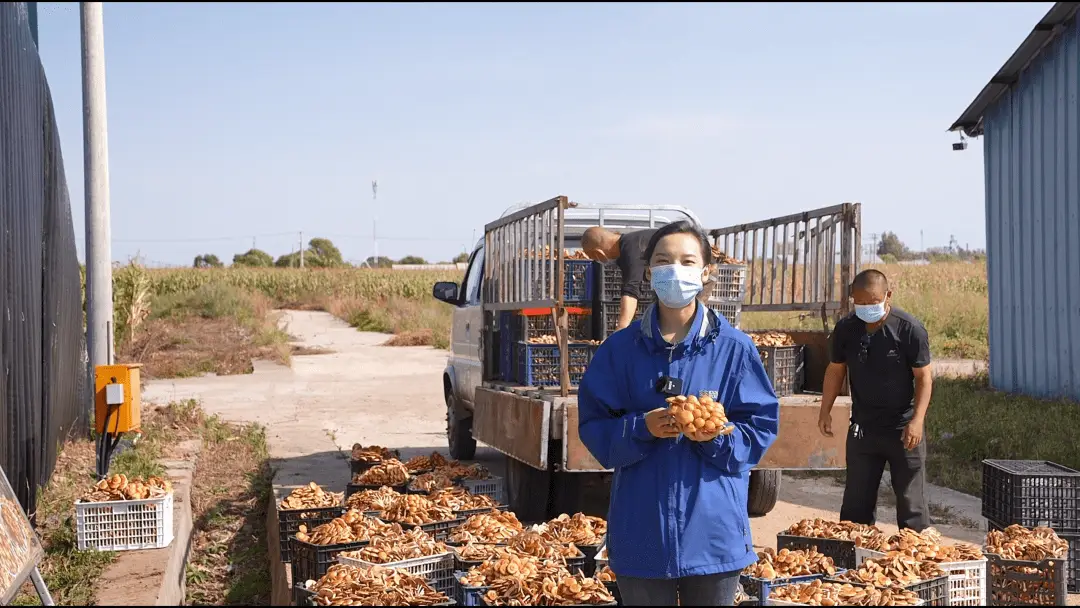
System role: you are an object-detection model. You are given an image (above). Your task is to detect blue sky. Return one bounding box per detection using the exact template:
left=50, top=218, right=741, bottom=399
left=35, top=2, right=1052, bottom=266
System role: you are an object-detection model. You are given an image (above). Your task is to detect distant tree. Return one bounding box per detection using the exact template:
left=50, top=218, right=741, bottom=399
left=398, top=255, right=427, bottom=265
left=452, top=252, right=470, bottom=264
left=193, top=254, right=223, bottom=268
left=232, top=248, right=274, bottom=267
left=364, top=256, right=394, bottom=269
left=879, top=253, right=897, bottom=264
left=275, top=251, right=327, bottom=268
left=877, top=232, right=911, bottom=260
left=307, top=238, right=344, bottom=267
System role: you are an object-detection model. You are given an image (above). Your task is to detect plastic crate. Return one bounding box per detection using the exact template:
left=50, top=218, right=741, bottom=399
left=707, top=300, right=743, bottom=329
left=345, top=482, right=407, bottom=501
left=600, top=264, right=623, bottom=302
left=986, top=552, right=1068, bottom=606
left=454, top=504, right=509, bottom=520
left=292, top=538, right=370, bottom=584
left=75, top=493, right=174, bottom=552
left=514, top=342, right=597, bottom=387
left=599, top=301, right=648, bottom=338
left=400, top=517, right=466, bottom=543
left=598, top=262, right=655, bottom=302
left=339, top=551, right=455, bottom=596
left=447, top=543, right=508, bottom=572
left=740, top=574, right=824, bottom=603
left=981, top=460, right=1080, bottom=534
left=511, top=310, right=593, bottom=342
left=577, top=542, right=603, bottom=577
left=456, top=477, right=506, bottom=505
left=277, top=505, right=345, bottom=563
left=293, top=584, right=316, bottom=607
left=528, top=260, right=594, bottom=302
left=901, top=575, right=950, bottom=606
left=455, top=571, right=491, bottom=606
left=776, top=534, right=856, bottom=570
left=757, top=345, right=805, bottom=397
left=988, top=518, right=1078, bottom=594
left=858, top=546, right=987, bottom=606
left=709, top=264, right=748, bottom=301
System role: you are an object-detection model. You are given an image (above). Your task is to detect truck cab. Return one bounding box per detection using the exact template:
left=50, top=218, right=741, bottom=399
left=434, top=196, right=859, bottom=521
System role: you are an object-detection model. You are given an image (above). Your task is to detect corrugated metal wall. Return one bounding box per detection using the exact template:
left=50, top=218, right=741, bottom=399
left=983, top=13, right=1080, bottom=400
left=0, top=3, right=90, bottom=514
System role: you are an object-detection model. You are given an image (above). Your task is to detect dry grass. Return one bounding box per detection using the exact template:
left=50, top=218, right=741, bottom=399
left=741, top=261, right=988, bottom=359
left=117, top=283, right=291, bottom=379
left=182, top=401, right=272, bottom=606
left=120, top=261, right=987, bottom=357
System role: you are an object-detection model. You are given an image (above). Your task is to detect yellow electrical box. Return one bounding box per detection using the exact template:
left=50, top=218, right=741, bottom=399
left=94, top=363, right=142, bottom=435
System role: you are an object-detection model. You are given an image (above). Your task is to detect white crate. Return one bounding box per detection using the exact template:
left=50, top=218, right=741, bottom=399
left=854, top=546, right=885, bottom=566
left=338, top=551, right=455, bottom=595
left=594, top=541, right=609, bottom=573
left=458, top=477, right=505, bottom=505
left=854, top=547, right=986, bottom=606
left=939, top=558, right=987, bottom=607
left=75, top=493, right=174, bottom=551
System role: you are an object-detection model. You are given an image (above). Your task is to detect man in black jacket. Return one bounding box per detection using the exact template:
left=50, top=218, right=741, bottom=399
left=817, top=269, right=934, bottom=531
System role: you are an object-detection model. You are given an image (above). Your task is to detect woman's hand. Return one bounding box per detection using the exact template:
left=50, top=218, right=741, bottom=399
left=686, top=423, right=736, bottom=442
left=644, top=408, right=680, bottom=439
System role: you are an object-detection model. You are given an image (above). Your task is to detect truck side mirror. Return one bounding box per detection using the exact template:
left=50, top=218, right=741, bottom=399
left=433, top=281, right=460, bottom=304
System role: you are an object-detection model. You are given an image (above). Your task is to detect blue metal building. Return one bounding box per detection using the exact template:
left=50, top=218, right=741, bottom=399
left=950, top=2, right=1080, bottom=400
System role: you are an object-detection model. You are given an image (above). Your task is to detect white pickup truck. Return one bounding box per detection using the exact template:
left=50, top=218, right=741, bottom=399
left=433, top=196, right=859, bottom=521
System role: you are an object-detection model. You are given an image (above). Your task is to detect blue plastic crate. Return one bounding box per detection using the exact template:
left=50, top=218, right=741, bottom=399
left=514, top=342, right=597, bottom=387
left=529, top=260, right=595, bottom=302
left=740, top=573, right=832, bottom=603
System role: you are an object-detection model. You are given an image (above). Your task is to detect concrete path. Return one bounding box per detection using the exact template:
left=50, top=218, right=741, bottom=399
left=141, top=311, right=1052, bottom=599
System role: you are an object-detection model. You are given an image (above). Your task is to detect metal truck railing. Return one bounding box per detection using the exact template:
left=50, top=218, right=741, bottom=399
left=482, top=196, right=702, bottom=395
left=710, top=203, right=861, bottom=327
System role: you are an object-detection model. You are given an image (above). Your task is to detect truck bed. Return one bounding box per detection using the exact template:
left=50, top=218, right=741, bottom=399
left=474, top=383, right=852, bottom=472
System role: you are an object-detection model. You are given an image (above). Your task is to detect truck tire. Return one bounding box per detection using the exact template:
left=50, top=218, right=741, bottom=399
left=748, top=469, right=782, bottom=517
left=550, top=472, right=611, bottom=520
left=445, top=395, right=477, bottom=461
left=505, top=456, right=552, bottom=523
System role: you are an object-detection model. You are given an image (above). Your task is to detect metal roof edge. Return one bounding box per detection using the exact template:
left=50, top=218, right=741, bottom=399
left=948, top=2, right=1080, bottom=137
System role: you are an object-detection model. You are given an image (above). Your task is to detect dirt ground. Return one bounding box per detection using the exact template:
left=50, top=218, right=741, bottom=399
left=140, top=310, right=1075, bottom=603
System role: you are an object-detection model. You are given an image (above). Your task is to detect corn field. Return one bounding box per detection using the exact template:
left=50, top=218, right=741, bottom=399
left=118, top=266, right=464, bottom=302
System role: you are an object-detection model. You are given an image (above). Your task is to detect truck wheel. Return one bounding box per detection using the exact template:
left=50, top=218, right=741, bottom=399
left=550, top=472, right=611, bottom=520
left=506, top=456, right=552, bottom=523
left=446, top=396, right=477, bottom=461
left=748, top=469, right=782, bottom=517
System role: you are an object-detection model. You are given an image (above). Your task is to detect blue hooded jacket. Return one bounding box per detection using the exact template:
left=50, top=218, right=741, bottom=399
left=577, top=302, right=780, bottom=579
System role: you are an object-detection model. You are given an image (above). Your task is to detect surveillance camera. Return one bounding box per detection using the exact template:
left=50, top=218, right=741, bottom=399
left=952, top=141, right=967, bottom=151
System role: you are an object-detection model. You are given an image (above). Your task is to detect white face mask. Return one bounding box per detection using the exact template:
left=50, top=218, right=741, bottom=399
left=855, top=302, right=887, bottom=323
left=650, top=264, right=703, bottom=308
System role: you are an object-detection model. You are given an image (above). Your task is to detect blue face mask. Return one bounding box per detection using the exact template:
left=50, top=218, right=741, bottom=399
left=855, top=302, right=887, bottom=323
left=650, top=264, right=703, bottom=309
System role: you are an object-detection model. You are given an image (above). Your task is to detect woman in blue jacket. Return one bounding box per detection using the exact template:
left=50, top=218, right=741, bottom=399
left=578, top=220, right=780, bottom=606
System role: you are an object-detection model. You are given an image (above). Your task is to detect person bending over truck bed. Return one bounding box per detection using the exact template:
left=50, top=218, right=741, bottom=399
left=583, top=226, right=719, bottom=332
left=577, top=220, right=780, bottom=606
left=581, top=226, right=656, bottom=331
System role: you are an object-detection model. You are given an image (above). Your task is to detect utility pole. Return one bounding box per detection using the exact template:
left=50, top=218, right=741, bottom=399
left=81, top=2, right=114, bottom=370
left=299, top=231, right=304, bottom=268
left=372, top=180, right=379, bottom=266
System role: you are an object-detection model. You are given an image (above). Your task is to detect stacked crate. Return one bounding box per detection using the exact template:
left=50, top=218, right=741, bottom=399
left=981, top=459, right=1080, bottom=601
left=705, top=264, right=748, bottom=329
left=499, top=259, right=598, bottom=386
left=596, top=264, right=650, bottom=339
